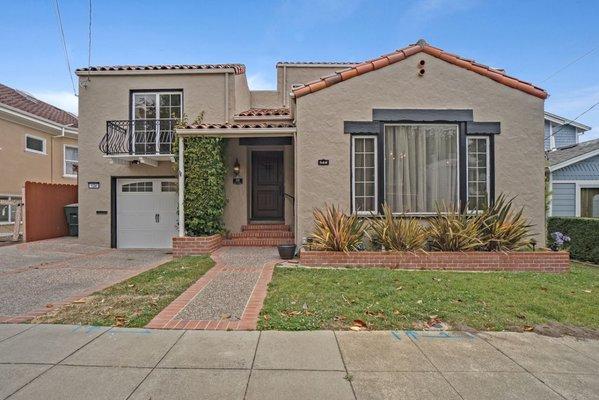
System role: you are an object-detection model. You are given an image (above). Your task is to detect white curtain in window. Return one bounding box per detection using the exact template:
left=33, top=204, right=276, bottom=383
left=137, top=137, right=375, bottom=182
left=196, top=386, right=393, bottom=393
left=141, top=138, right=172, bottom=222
left=384, top=125, right=458, bottom=213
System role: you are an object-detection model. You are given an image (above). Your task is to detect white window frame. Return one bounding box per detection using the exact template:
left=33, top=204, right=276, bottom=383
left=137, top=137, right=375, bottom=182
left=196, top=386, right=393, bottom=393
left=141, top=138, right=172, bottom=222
left=383, top=123, right=460, bottom=216
left=63, top=144, right=78, bottom=178
left=0, top=195, right=22, bottom=225
left=466, top=135, right=491, bottom=213
left=132, top=92, right=182, bottom=155
left=25, top=134, right=46, bottom=155
left=351, top=135, right=378, bottom=215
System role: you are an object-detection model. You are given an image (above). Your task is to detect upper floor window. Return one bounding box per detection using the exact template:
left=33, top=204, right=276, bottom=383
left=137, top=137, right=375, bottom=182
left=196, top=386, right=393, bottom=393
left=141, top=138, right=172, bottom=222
left=64, top=145, right=78, bottom=178
left=25, top=134, right=46, bottom=154
left=384, top=124, right=458, bottom=214
left=132, top=92, right=182, bottom=154
left=133, top=92, right=182, bottom=120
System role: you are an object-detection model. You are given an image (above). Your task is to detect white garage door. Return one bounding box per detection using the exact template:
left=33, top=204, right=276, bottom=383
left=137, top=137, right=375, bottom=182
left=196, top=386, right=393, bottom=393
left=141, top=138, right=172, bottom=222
left=117, top=178, right=177, bottom=248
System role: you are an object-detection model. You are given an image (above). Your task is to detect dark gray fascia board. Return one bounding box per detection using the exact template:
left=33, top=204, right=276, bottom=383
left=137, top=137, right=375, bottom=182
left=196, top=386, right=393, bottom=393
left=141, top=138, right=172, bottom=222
left=372, top=109, right=474, bottom=122
left=344, top=121, right=380, bottom=134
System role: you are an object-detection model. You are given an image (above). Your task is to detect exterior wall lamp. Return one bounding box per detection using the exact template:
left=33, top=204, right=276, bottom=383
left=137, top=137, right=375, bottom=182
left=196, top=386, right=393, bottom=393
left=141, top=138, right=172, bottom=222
left=233, top=158, right=240, bottom=176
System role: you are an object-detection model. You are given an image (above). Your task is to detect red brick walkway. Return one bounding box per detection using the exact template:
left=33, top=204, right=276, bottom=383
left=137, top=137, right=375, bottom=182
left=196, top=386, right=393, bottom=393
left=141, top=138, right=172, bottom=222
left=146, top=248, right=277, bottom=330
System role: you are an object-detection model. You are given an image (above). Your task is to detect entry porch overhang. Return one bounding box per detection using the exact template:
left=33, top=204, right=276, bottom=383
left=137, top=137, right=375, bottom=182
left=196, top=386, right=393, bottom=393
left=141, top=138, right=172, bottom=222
left=175, top=123, right=296, bottom=138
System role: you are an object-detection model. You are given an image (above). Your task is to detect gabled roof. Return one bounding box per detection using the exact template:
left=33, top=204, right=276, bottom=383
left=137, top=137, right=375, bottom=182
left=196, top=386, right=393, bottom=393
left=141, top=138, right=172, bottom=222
left=0, top=83, right=78, bottom=127
left=544, top=111, right=591, bottom=131
left=76, top=64, right=246, bottom=75
left=548, top=138, right=599, bottom=170
left=292, top=40, right=548, bottom=100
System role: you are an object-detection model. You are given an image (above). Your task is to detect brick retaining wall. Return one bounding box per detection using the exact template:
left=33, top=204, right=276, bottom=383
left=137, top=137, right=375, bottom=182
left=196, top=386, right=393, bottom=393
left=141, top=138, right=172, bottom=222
left=300, top=250, right=570, bottom=273
left=173, top=235, right=223, bottom=258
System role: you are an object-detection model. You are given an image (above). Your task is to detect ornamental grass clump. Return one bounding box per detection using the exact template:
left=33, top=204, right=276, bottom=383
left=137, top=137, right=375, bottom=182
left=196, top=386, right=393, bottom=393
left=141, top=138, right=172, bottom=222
left=475, top=194, right=532, bottom=251
left=310, top=204, right=366, bottom=252
left=427, top=207, right=483, bottom=251
left=368, top=204, right=427, bottom=251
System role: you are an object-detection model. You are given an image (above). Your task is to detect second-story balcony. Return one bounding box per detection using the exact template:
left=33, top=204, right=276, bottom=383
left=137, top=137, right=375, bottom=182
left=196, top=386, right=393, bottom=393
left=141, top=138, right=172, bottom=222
left=99, top=119, right=178, bottom=157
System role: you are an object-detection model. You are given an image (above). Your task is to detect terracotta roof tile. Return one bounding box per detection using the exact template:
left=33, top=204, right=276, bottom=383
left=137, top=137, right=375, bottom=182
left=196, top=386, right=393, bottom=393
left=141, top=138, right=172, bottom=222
left=292, top=40, right=548, bottom=100
left=184, top=122, right=295, bottom=130
left=235, top=108, right=291, bottom=117
left=0, top=83, right=78, bottom=127
left=276, top=61, right=360, bottom=66
left=76, top=64, right=246, bottom=75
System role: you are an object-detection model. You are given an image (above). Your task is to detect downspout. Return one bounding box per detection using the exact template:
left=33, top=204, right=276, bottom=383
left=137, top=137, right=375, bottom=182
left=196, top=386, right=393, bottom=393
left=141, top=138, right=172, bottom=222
left=50, top=126, right=66, bottom=182
left=282, top=65, right=287, bottom=107
left=224, top=72, right=229, bottom=123
left=178, top=136, right=185, bottom=237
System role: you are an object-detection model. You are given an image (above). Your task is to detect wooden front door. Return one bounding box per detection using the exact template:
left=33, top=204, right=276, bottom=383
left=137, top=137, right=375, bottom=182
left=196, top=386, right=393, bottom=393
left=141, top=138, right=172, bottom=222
left=251, top=151, right=284, bottom=220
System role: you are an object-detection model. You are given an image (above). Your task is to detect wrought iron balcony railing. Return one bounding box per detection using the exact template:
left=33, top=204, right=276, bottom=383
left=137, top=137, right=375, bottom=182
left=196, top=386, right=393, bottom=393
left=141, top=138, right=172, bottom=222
left=99, top=119, right=178, bottom=156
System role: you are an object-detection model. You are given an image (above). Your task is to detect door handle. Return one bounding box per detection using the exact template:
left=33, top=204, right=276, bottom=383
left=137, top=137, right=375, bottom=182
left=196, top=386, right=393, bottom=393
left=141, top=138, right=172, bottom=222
left=155, top=214, right=160, bottom=223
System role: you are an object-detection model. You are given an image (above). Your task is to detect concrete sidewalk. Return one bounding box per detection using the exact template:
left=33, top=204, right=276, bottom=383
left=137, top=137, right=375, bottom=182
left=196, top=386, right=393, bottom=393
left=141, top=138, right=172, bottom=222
left=0, top=324, right=597, bottom=399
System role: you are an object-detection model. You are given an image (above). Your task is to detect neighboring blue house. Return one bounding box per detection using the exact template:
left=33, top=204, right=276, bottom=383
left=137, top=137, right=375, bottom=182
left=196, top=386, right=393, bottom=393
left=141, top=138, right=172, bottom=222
left=546, top=112, right=598, bottom=218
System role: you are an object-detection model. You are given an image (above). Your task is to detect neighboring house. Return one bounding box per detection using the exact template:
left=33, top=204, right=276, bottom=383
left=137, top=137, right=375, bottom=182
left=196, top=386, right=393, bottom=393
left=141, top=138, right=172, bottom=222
left=546, top=112, right=598, bottom=217
left=76, top=39, right=547, bottom=249
left=0, top=83, right=78, bottom=235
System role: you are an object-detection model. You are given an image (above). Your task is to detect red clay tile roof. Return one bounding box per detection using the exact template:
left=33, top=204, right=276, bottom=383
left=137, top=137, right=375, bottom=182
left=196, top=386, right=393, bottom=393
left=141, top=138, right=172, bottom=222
left=235, top=108, right=291, bottom=117
left=292, top=40, right=548, bottom=100
left=184, top=122, right=295, bottom=130
left=76, top=64, right=246, bottom=75
left=0, top=83, right=78, bottom=127
left=277, top=61, right=360, bottom=66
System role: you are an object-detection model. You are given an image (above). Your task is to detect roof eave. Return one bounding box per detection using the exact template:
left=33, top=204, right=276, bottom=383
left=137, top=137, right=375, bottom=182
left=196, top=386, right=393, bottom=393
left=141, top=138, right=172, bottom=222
left=75, top=68, right=240, bottom=77
left=549, top=148, right=599, bottom=171
left=0, top=103, right=78, bottom=136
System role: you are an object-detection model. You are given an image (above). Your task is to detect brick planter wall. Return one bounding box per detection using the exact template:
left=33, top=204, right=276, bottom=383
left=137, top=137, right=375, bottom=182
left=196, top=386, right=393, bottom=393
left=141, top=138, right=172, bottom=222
left=173, top=235, right=223, bottom=258
left=300, top=250, right=570, bottom=273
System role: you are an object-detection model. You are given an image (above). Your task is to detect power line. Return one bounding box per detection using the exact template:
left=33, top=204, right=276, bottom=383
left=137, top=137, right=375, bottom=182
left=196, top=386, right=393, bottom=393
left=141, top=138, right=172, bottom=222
left=540, top=47, right=597, bottom=83
left=87, top=0, right=92, bottom=70
left=53, top=0, right=77, bottom=96
left=548, top=100, right=599, bottom=140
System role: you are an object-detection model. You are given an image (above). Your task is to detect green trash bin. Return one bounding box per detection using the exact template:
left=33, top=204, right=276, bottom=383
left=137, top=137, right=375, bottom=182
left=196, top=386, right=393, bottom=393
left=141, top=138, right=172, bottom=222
left=64, top=203, right=78, bottom=236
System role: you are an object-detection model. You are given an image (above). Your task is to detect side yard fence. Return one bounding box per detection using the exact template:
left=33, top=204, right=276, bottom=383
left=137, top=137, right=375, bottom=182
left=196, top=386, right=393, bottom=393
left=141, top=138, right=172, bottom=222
left=24, top=181, right=77, bottom=242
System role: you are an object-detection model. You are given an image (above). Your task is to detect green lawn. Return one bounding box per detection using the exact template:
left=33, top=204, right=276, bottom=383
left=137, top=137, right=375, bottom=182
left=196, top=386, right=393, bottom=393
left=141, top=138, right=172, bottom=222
left=258, top=263, right=599, bottom=331
left=34, top=256, right=214, bottom=328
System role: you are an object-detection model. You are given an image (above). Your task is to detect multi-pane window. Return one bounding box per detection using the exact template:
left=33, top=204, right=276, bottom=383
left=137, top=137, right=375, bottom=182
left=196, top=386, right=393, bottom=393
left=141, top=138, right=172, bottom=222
left=0, top=196, right=22, bottom=224
left=121, top=182, right=153, bottom=193
left=25, top=135, right=46, bottom=154
left=467, top=136, right=490, bottom=212
left=384, top=124, right=458, bottom=213
left=64, top=146, right=78, bottom=177
left=352, top=136, right=377, bottom=214
left=161, top=181, right=178, bottom=192
left=132, top=92, right=182, bottom=154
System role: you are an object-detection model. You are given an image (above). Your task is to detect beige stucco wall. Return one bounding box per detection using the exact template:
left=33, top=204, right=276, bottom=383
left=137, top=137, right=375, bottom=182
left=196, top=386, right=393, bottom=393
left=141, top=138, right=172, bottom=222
left=233, top=74, right=250, bottom=115
left=277, top=65, right=354, bottom=107
left=77, top=72, right=231, bottom=247
left=295, top=53, right=546, bottom=245
left=223, top=139, right=295, bottom=233
left=0, top=117, right=77, bottom=196
left=250, top=91, right=280, bottom=108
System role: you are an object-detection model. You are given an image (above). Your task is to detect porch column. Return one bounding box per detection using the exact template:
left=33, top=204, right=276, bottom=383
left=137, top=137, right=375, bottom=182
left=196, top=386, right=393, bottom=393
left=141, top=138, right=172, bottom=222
left=178, top=136, right=185, bottom=237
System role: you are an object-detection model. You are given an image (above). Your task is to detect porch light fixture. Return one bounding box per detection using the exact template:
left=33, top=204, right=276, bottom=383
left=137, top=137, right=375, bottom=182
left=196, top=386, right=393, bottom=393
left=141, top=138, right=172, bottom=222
left=233, top=158, right=240, bottom=176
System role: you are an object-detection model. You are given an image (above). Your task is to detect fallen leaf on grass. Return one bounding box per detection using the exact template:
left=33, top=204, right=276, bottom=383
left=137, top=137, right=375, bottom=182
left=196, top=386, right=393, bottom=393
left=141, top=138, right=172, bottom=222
left=523, top=325, right=534, bottom=332
left=73, top=299, right=86, bottom=304
left=351, top=319, right=368, bottom=331
left=45, top=304, right=53, bottom=308
left=416, top=300, right=423, bottom=304
left=583, top=290, right=592, bottom=293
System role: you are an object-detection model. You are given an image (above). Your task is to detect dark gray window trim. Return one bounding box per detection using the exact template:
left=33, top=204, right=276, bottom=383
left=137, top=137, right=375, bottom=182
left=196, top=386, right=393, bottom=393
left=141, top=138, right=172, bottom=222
left=373, top=109, right=474, bottom=122
left=344, top=121, right=380, bottom=135
left=466, top=121, right=501, bottom=135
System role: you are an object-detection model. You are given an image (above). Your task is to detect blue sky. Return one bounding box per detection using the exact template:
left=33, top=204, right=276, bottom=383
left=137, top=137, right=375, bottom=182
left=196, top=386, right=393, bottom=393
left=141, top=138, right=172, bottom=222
left=1, top=0, right=598, bottom=140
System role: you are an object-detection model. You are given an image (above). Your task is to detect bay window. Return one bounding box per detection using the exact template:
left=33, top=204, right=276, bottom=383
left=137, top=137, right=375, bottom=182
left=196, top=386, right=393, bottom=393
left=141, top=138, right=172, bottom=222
left=384, top=124, right=459, bottom=213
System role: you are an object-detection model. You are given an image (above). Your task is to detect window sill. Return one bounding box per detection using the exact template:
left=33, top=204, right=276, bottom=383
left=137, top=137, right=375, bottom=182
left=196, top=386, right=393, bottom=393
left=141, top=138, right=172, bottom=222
left=63, top=174, right=77, bottom=179
left=25, top=149, right=47, bottom=155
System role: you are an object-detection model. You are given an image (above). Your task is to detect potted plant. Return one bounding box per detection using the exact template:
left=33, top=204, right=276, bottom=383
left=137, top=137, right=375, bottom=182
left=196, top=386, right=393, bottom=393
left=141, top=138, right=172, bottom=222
left=277, top=244, right=297, bottom=260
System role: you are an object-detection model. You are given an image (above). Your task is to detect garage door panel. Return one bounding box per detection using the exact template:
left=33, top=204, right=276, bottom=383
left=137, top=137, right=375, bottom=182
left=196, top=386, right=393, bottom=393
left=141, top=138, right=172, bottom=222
left=117, top=178, right=177, bottom=249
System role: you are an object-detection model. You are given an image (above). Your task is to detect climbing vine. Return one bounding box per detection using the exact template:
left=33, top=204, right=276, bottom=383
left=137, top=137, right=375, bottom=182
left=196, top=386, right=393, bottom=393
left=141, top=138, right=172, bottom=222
left=174, top=113, right=227, bottom=236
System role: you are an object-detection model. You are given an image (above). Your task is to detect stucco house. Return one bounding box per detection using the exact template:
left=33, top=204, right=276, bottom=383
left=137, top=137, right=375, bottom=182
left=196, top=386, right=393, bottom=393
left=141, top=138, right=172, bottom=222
left=76, top=40, right=547, bottom=249
left=0, top=83, right=78, bottom=236
left=545, top=113, right=597, bottom=217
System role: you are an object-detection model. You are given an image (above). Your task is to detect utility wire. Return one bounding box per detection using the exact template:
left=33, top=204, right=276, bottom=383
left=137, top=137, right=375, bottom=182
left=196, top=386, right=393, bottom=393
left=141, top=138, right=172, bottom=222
left=87, top=0, right=92, bottom=70
left=53, top=0, right=77, bottom=96
left=540, top=47, right=597, bottom=83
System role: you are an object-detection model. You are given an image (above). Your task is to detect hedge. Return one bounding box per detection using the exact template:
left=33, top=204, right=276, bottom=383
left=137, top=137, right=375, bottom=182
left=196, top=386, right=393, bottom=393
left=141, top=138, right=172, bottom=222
left=547, top=217, right=599, bottom=264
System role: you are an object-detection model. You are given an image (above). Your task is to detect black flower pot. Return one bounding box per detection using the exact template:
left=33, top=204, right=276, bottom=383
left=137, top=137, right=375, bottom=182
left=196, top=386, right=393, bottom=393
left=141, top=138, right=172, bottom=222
left=278, top=244, right=297, bottom=260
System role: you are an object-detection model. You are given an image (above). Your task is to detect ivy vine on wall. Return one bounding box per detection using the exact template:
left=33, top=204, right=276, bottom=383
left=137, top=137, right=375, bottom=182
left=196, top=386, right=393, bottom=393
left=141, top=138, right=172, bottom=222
left=174, top=113, right=227, bottom=236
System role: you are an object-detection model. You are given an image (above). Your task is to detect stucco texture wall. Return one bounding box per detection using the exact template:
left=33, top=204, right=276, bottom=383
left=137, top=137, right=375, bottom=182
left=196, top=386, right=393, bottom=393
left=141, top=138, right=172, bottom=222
left=0, top=117, right=77, bottom=195
left=295, top=53, right=546, bottom=245
left=77, top=73, right=229, bottom=247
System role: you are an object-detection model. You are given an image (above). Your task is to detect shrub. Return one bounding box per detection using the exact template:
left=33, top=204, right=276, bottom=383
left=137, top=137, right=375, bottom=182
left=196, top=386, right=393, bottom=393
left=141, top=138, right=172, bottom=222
left=548, top=217, right=599, bottom=263
left=427, top=207, right=483, bottom=251
left=368, top=204, right=427, bottom=251
left=475, top=194, right=532, bottom=251
left=310, top=204, right=366, bottom=252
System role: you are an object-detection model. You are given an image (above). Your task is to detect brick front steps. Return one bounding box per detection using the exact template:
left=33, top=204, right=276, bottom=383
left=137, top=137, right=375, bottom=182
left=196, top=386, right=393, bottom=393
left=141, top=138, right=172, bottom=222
left=223, top=224, right=294, bottom=247
left=300, top=250, right=570, bottom=273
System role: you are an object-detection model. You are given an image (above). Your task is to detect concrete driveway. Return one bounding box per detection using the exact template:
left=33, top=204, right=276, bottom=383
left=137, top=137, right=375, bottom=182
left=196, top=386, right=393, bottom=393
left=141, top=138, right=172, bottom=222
left=0, top=237, right=171, bottom=322
left=0, top=326, right=597, bottom=399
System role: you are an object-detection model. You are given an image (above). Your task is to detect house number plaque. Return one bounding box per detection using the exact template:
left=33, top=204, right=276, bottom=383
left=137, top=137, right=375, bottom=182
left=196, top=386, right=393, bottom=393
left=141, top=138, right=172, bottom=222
left=318, top=159, right=329, bottom=166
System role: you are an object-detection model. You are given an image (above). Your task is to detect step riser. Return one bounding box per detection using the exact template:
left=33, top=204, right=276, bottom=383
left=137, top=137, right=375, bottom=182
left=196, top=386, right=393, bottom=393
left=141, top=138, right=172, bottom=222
left=231, top=232, right=294, bottom=238
left=223, top=238, right=295, bottom=246
left=242, top=224, right=290, bottom=231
